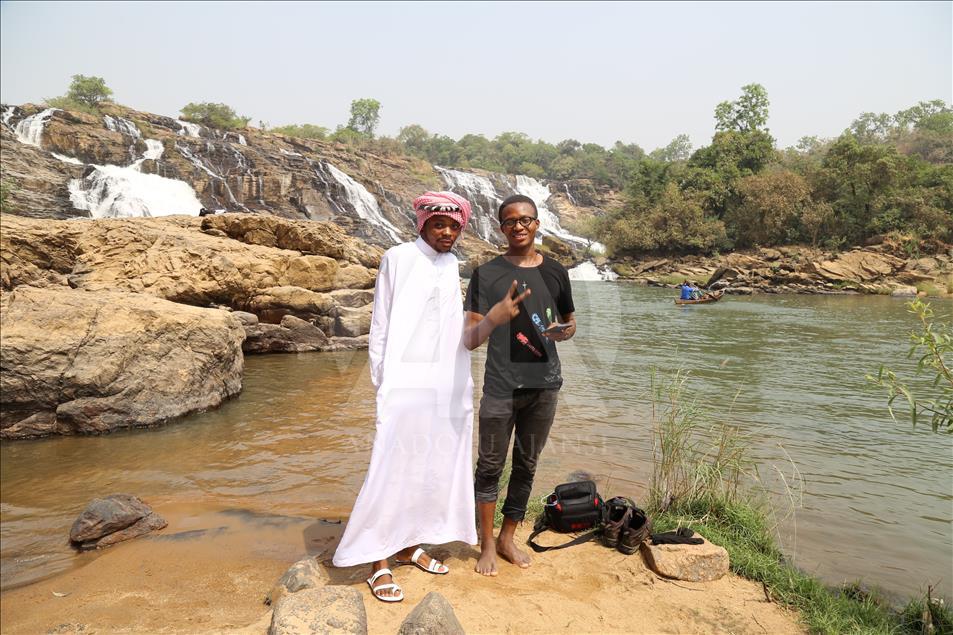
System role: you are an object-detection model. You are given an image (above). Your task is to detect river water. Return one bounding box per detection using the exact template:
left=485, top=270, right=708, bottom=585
left=1, top=283, right=950, bottom=601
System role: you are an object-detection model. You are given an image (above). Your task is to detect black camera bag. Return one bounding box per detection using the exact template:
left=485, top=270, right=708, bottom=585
left=527, top=480, right=604, bottom=552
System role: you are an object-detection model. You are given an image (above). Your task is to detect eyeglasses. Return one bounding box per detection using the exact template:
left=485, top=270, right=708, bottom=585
left=500, top=216, right=539, bottom=230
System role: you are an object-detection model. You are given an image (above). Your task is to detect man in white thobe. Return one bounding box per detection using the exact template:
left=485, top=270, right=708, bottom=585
left=333, top=191, right=476, bottom=603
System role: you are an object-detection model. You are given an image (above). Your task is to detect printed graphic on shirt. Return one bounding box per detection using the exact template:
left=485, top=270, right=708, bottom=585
left=515, top=331, right=543, bottom=358
left=531, top=313, right=547, bottom=334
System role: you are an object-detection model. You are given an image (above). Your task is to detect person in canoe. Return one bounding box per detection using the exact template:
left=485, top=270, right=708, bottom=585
left=680, top=280, right=702, bottom=301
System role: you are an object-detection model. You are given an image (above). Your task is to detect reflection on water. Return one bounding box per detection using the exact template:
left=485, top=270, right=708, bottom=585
left=1, top=284, right=951, bottom=601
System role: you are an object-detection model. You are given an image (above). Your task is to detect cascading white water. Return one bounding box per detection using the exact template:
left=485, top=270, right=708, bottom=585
left=436, top=166, right=602, bottom=252
left=103, top=115, right=141, bottom=138
left=177, top=120, right=203, bottom=138
left=68, top=166, right=203, bottom=218
left=1, top=105, right=18, bottom=128
left=69, top=136, right=201, bottom=218
left=434, top=166, right=503, bottom=243
left=325, top=163, right=403, bottom=244
left=513, top=175, right=604, bottom=253
left=13, top=108, right=56, bottom=147
left=568, top=261, right=618, bottom=281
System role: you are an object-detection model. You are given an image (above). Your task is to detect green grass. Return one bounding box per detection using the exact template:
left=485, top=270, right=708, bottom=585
left=647, top=366, right=952, bottom=634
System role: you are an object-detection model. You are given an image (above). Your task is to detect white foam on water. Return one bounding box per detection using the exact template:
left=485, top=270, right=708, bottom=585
left=177, top=120, right=203, bottom=138
left=325, top=163, right=403, bottom=244
left=13, top=108, right=56, bottom=147
left=568, top=260, right=618, bottom=281
left=280, top=148, right=303, bottom=157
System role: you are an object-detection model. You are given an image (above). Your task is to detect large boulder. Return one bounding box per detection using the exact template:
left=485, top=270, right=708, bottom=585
left=69, top=494, right=167, bottom=550
left=809, top=250, right=905, bottom=283
left=334, top=304, right=374, bottom=337
left=269, top=586, right=367, bottom=635
left=640, top=535, right=729, bottom=582
left=0, top=286, right=244, bottom=438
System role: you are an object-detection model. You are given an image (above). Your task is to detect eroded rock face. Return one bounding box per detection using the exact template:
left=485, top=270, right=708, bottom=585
left=69, top=494, right=167, bottom=550
left=0, top=285, right=245, bottom=438
left=1, top=214, right=377, bottom=326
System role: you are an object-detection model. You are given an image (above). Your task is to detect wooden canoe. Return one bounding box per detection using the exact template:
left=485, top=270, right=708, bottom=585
left=675, top=290, right=724, bottom=305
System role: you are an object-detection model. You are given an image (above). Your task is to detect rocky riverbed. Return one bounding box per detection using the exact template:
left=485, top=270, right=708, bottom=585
left=0, top=213, right=385, bottom=439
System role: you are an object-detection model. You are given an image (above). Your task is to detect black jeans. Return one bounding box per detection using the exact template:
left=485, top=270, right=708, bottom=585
left=474, top=388, right=559, bottom=522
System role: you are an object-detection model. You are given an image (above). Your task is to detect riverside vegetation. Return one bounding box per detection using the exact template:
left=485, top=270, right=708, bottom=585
left=493, top=365, right=953, bottom=634
left=647, top=369, right=950, bottom=634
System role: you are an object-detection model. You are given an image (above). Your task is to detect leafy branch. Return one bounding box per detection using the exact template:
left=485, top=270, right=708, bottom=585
left=868, top=298, right=952, bottom=432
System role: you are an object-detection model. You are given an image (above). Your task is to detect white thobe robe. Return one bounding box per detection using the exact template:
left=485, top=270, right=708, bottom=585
left=332, top=237, right=476, bottom=567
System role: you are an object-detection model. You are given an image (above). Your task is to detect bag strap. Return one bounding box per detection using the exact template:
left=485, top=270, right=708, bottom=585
left=527, top=524, right=602, bottom=553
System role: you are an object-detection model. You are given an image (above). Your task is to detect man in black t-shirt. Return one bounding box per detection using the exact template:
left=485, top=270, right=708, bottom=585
left=463, top=194, right=576, bottom=576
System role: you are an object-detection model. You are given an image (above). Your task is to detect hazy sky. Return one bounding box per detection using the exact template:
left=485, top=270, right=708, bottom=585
left=1, top=1, right=950, bottom=152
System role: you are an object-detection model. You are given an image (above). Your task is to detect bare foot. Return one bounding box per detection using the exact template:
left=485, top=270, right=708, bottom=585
left=496, top=536, right=531, bottom=568
left=474, top=540, right=499, bottom=576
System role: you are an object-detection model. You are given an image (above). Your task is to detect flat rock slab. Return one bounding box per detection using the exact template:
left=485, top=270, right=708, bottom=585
left=640, top=535, right=729, bottom=582
left=398, top=592, right=465, bottom=635
left=69, top=494, right=167, bottom=550
left=268, top=557, right=330, bottom=606
left=269, top=586, right=367, bottom=635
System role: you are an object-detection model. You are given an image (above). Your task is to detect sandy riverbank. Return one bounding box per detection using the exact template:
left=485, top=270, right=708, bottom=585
left=0, top=501, right=804, bottom=634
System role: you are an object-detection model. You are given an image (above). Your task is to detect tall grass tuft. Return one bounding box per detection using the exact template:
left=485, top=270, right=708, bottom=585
left=647, top=366, right=952, bottom=634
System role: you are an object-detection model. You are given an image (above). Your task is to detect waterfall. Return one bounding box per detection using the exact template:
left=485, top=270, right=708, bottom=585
left=568, top=261, right=618, bottom=281
left=513, top=175, right=604, bottom=252
left=68, top=137, right=201, bottom=218
left=13, top=108, right=56, bottom=147
left=102, top=115, right=141, bottom=138
left=434, top=166, right=503, bottom=243
left=323, top=162, right=403, bottom=244
left=1, top=105, right=18, bottom=128
left=177, top=120, right=203, bottom=138
left=436, top=166, right=602, bottom=252
left=563, top=183, right=577, bottom=206
left=175, top=142, right=247, bottom=211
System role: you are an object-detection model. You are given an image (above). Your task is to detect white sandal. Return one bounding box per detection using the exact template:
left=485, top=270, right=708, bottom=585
left=366, top=568, right=404, bottom=603
left=394, top=547, right=449, bottom=575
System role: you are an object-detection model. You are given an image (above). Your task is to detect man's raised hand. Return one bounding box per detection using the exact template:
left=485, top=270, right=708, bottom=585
left=487, top=280, right=530, bottom=327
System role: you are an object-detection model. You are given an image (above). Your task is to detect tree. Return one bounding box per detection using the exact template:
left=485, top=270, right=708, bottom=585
left=724, top=169, right=811, bottom=247
left=66, top=75, right=113, bottom=107
left=347, top=98, right=381, bottom=137
left=650, top=134, right=693, bottom=163
left=180, top=102, right=251, bottom=130
left=715, top=83, right=770, bottom=133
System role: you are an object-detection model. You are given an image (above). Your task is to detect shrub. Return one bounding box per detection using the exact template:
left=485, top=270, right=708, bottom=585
left=180, top=102, right=250, bottom=130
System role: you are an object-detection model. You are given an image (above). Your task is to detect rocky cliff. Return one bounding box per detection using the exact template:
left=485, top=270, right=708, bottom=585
left=0, top=102, right=609, bottom=265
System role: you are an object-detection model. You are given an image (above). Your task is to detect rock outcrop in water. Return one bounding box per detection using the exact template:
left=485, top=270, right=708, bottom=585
left=0, top=212, right=390, bottom=437
left=69, top=494, right=168, bottom=550
left=0, top=285, right=245, bottom=438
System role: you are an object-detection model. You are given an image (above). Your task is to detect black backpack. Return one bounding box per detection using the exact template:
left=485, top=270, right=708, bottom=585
left=527, top=480, right=604, bottom=553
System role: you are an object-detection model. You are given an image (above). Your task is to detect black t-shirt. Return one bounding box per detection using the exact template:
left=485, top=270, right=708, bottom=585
left=465, top=254, right=575, bottom=397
